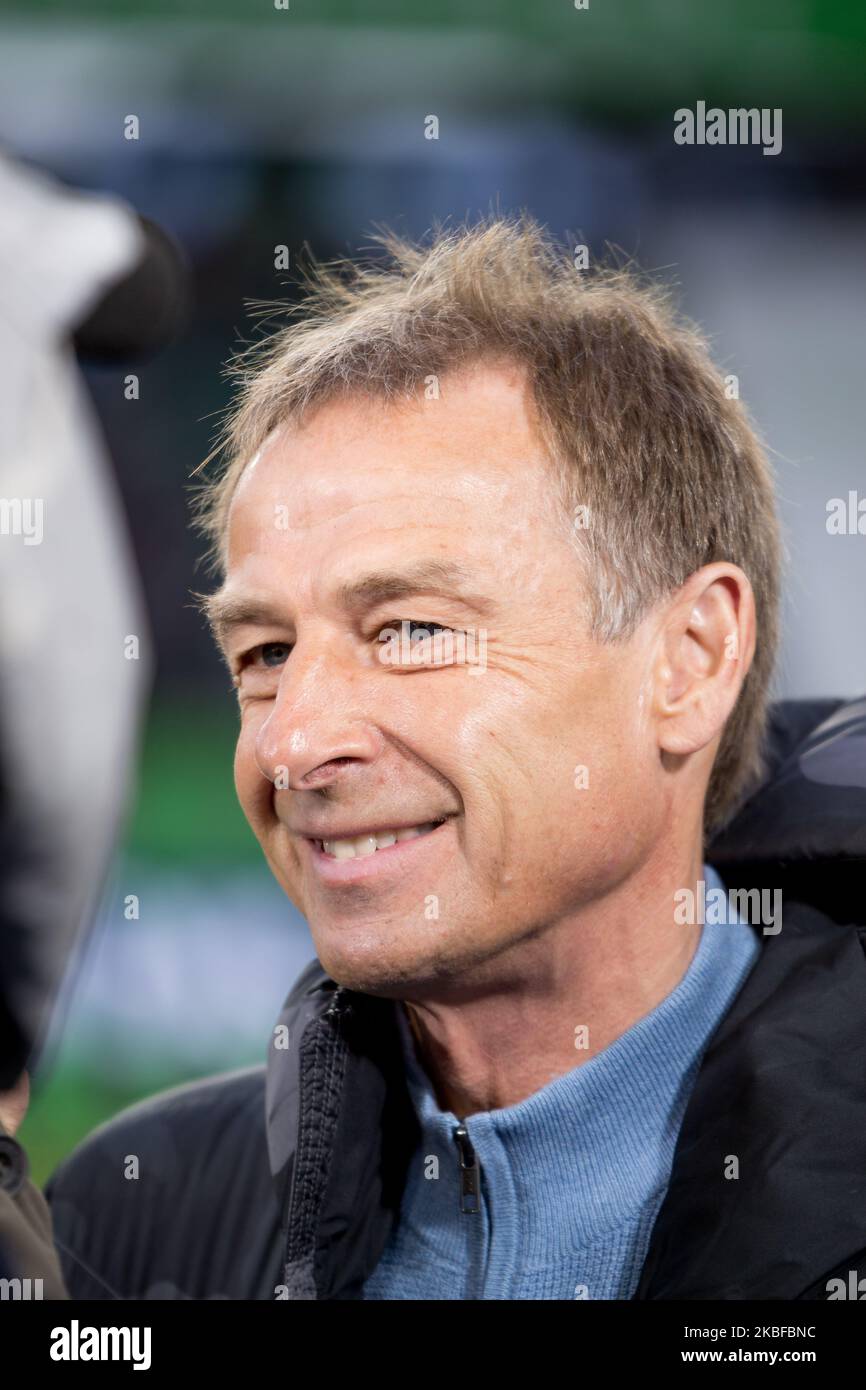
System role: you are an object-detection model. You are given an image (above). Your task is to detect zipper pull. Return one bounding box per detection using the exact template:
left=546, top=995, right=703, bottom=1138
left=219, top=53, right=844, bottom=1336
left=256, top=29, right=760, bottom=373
left=453, top=1123, right=480, bottom=1214
left=326, top=986, right=352, bottom=1019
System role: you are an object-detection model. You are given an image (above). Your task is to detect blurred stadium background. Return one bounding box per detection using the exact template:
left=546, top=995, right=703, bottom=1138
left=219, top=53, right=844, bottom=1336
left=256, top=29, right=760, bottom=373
left=3, top=0, right=864, bottom=1181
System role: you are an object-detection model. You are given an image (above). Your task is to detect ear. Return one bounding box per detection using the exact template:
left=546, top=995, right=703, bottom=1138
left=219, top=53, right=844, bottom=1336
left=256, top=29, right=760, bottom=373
left=654, top=563, right=756, bottom=758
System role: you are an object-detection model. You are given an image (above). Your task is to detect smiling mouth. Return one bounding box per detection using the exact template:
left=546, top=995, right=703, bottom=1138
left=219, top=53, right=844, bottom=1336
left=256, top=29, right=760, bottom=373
left=311, top=820, right=447, bottom=860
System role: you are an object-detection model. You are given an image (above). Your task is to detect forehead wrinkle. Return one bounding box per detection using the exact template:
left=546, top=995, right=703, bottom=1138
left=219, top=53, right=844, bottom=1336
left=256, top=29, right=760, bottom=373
left=244, top=484, right=496, bottom=536
left=203, top=555, right=498, bottom=649
left=335, top=559, right=496, bottom=617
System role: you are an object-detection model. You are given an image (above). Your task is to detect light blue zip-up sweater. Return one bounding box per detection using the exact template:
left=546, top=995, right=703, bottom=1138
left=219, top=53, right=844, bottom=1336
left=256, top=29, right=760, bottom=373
left=363, top=863, right=760, bottom=1300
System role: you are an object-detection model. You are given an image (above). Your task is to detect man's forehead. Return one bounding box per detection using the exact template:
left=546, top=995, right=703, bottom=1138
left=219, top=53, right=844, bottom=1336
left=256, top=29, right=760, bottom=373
left=219, top=370, right=564, bottom=615
left=225, top=447, right=532, bottom=569
left=229, top=367, right=547, bottom=510
left=233, top=432, right=530, bottom=505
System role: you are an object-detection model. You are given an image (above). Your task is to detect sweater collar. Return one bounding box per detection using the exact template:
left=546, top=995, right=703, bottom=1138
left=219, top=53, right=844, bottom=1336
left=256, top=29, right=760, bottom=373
left=394, top=865, right=760, bottom=1218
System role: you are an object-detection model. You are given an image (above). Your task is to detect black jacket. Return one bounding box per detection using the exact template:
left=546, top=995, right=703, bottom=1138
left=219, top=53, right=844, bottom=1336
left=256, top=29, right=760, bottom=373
left=46, top=696, right=866, bottom=1300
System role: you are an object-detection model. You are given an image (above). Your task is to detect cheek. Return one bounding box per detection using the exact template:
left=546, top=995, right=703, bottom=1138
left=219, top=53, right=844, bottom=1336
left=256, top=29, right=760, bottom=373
left=513, top=687, right=655, bottom=856
left=582, top=724, right=656, bottom=828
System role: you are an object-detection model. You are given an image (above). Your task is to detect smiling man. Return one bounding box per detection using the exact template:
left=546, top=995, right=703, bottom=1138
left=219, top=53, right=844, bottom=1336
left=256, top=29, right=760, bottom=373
left=208, top=353, right=760, bottom=1116
left=47, top=218, right=866, bottom=1301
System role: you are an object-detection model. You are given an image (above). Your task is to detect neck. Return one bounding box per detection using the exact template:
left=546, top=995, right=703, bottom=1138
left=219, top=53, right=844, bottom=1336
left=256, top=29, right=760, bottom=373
left=403, top=840, right=706, bottom=1119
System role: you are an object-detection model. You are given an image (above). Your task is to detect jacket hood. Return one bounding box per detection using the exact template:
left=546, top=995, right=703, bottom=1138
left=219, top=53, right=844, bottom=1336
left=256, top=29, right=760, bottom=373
left=709, top=695, right=866, bottom=924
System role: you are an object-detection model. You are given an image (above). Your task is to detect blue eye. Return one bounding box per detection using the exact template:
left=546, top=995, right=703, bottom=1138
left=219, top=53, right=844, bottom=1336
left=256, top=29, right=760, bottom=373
left=259, top=642, right=291, bottom=667
left=387, top=620, right=453, bottom=641
left=375, top=619, right=462, bottom=669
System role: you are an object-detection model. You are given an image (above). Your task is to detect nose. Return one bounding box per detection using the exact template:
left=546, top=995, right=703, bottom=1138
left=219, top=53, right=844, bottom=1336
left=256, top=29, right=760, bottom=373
left=253, top=639, right=384, bottom=791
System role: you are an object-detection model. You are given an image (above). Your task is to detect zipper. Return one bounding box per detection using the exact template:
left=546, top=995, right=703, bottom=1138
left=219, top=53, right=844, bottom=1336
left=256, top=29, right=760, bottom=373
left=325, top=985, right=353, bottom=1023
left=453, top=1123, right=481, bottom=1214
left=282, top=985, right=351, bottom=1283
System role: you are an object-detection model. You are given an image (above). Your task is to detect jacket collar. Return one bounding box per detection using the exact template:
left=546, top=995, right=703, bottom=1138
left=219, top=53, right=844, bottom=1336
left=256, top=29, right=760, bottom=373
left=636, top=899, right=866, bottom=1298
left=266, top=968, right=418, bottom=1299
left=267, top=897, right=866, bottom=1299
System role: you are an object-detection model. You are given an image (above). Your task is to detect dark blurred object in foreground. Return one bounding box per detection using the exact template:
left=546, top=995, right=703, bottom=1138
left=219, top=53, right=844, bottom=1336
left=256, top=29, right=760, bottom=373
left=73, top=214, right=191, bottom=364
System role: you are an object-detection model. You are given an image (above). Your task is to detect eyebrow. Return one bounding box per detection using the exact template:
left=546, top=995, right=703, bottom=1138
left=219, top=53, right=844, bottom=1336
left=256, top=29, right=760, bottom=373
left=199, top=559, right=496, bottom=650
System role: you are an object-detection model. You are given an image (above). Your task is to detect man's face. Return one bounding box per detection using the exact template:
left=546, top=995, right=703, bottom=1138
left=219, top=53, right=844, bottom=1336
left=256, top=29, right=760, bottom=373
left=219, top=361, right=666, bottom=998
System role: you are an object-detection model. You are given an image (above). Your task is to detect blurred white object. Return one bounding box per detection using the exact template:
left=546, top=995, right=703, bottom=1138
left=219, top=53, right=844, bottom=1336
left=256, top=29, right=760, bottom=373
left=0, top=154, right=151, bottom=1084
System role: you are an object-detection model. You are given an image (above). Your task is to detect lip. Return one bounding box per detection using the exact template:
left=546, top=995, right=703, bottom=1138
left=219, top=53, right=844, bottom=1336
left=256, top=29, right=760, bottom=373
left=297, top=819, right=444, bottom=844
left=301, top=819, right=452, bottom=884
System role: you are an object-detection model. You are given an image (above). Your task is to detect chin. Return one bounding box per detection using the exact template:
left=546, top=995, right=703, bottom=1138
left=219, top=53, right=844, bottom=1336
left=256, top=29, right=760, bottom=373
left=316, top=942, right=431, bottom=999
left=313, top=916, right=507, bottom=1001
left=312, top=918, right=407, bottom=983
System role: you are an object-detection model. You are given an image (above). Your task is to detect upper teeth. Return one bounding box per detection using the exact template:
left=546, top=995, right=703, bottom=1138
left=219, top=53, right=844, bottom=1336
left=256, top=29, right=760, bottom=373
left=320, top=822, right=440, bottom=859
